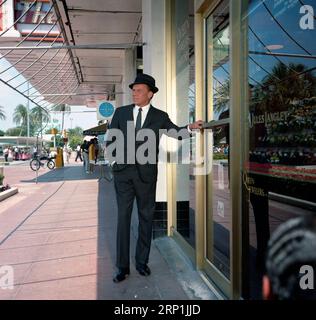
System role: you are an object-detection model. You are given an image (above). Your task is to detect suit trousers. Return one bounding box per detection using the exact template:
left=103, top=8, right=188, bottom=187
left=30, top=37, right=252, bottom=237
left=114, top=165, right=156, bottom=269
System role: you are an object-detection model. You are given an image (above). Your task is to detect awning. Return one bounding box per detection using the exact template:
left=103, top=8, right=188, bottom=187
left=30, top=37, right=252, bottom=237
left=83, top=123, right=108, bottom=136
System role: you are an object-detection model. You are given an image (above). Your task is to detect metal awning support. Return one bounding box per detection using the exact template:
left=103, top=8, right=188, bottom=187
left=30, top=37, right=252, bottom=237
left=0, top=0, right=80, bottom=117
left=0, top=43, right=145, bottom=50
left=29, top=92, right=124, bottom=97
left=0, top=0, right=143, bottom=109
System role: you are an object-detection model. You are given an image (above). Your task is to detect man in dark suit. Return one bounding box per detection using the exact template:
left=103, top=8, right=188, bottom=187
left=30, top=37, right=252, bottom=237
left=106, top=73, right=203, bottom=283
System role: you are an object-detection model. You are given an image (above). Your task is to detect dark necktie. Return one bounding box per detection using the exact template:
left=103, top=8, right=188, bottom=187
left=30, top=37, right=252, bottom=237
left=135, top=107, right=142, bottom=132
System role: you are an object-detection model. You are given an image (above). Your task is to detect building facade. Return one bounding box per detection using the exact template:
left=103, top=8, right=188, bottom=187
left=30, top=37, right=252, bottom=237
left=142, top=0, right=316, bottom=299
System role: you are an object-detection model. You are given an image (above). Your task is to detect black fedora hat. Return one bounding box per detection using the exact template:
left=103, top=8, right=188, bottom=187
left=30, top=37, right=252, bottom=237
left=129, top=73, right=159, bottom=93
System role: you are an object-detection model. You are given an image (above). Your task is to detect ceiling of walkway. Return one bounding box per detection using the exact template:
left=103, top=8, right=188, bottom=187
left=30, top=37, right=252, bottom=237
left=54, top=0, right=142, bottom=106
left=0, top=0, right=142, bottom=109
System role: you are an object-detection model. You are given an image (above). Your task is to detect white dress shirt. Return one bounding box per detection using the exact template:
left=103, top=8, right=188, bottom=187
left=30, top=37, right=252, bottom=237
left=134, top=104, right=151, bottom=128
left=134, top=103, right=192, bottom=132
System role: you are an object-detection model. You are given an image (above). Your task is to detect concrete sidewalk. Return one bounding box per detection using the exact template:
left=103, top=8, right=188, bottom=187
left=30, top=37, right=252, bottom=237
left=0, top=163, right=218, bottom=300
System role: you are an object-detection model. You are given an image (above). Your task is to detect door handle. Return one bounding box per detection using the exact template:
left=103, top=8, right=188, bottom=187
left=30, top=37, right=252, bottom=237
left=203, top=118, right=230, bottom=129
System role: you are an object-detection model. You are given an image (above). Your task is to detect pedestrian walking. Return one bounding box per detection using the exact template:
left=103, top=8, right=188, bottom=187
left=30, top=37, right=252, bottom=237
left=75, top=144, right=83, bottom=162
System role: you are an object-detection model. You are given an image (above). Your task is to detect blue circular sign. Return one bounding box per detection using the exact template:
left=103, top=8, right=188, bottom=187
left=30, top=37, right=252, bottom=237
left=99, top=102, right=115, bottom=118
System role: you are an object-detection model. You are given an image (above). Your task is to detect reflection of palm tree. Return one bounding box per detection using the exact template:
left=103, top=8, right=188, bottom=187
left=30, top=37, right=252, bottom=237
left=31, top=106, right=50, bottom=136
left=51, top=104, right=71, bottom=132
left=0, top=106, right=6, bottom=120
left=13, top=104, right=28, bottom=136
left=252, top=62, right=316, bottom=112
left=214, top=79, right=229, bottom=115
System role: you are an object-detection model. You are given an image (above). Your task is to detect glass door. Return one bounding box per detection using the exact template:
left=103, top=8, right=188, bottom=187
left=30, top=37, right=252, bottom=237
left=203, top=0, right=231, bottom=294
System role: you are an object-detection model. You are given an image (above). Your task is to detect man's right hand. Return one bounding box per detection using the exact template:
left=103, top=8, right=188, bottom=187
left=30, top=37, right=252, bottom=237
left=189, top=120, right=204, bottom=131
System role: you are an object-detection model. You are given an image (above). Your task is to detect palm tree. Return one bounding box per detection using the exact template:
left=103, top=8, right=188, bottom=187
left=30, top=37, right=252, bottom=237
left=13, top=104, right=28, bottom=136
left=51, top=104, right=71, bottom=133
left=31, top=106, right=50, bottom=136
left=213, top=79, right=230, bottom=115
left=249, top=62, right=316, bottom=151
left=0, top=106, right=6, bottom=120
left=252, top=62, right=316, bottom=113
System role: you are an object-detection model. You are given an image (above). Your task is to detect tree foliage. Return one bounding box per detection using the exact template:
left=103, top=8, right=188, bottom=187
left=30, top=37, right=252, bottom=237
left=31, top=106, right=50, bottom=134
left=0, top=106, right=6, bottom=120
left=67, top=126, right=83, bottom=149
left=51, top=104, right=71, bottom=133
left=5, top=127, right=26, bottom=136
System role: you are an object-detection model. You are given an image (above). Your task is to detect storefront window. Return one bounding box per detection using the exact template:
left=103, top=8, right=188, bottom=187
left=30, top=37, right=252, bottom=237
left=174, top=0, right=196, bottom=248
left=242, top=0, right=316, bottom=299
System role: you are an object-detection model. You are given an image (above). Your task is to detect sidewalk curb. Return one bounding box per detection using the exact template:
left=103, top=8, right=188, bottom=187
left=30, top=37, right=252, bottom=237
left=0, top=187, right=18, bottom=202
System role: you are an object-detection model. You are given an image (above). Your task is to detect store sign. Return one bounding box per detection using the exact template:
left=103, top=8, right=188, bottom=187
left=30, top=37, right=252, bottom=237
left=97, top=101, right=115, bottom=120
left=249, top=111, right=289, bottom=128
left=15, top=0, right=54, bottom=24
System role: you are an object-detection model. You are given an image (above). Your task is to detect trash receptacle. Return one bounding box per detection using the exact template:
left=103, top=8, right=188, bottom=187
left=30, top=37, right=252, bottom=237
left=55, top=147, right=64, bottom=168
left=89, top=143, right=95, bottom=172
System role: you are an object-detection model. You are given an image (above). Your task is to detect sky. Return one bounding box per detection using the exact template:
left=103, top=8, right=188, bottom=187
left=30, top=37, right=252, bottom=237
left=0, top=58, right=98, bottom=133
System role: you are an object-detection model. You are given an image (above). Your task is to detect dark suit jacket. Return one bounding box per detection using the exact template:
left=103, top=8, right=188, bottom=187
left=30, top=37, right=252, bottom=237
left=106, top=104, right=190, bottom=182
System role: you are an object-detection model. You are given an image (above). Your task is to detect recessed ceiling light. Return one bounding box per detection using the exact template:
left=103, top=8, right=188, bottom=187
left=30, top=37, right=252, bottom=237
left=266, top=44, right=284, bottom=50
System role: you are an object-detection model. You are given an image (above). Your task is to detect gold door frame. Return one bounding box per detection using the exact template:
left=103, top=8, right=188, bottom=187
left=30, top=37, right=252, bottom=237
left=165, top=0, right=196, bottom=264
left=194, top=0, right=245, bottom=299
left=165, top=0, right=246, bottom=299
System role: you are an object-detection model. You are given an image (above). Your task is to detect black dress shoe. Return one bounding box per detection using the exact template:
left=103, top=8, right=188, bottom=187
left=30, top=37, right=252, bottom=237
left=136, top=264, right=151, bottom=276
left=113, top=268, right=130, bottom=283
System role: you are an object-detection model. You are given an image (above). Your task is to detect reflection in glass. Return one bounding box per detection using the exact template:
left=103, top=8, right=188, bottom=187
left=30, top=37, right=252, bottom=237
left=212, top=7, right=230, bottom=121
left=208, top=124, right=230, bottom=279
left=174, top=0, right=196, bottom=248
left=206, top=0, right=231, bottom=279
left=242, top=0, right=316, bottom=299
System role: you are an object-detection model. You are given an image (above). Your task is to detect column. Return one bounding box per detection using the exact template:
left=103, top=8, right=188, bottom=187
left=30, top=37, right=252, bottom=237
left=142, top=0, right=169, bottom=237
left=122, top=48, right=137, bottom=106
left=142, top=0, right=168, bottom=201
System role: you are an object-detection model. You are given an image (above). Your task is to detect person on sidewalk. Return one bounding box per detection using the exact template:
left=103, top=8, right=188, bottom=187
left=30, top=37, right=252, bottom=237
left=63, top=145, right=70, bottom=164
left=3, top=147, right=9, bottom=162
left=81, top=140, right=90, bottom=173
left=75, top=144, right=83, bottom=162
left=93, top=138, right=99, bottom=164
left=14, top=146, right=19, bottom=161
left=106, top=73, right=203, bottom=283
